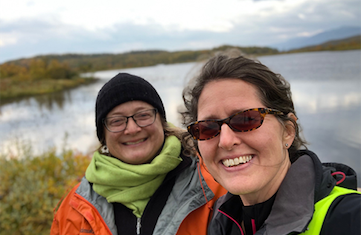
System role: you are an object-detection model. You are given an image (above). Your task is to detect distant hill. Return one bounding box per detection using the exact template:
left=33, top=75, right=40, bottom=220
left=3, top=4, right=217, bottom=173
left=0, top=45, right=278, bottom=73
left=1, top=35, right=359, bottom=78
left=272, top=26, right=361, bottom=51
left=287, top=35, right=361, bottom=53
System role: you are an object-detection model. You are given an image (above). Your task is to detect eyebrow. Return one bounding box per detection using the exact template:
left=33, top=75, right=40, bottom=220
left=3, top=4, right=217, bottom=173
left=108, top=107, right=152, bottom=117
left=198, top=109, right=247, bottom=120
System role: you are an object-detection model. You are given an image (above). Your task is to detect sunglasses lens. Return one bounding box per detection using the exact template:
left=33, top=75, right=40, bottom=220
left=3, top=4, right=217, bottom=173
left=191, top=121, right=220, bottom=140
left=190, top=109, right=268, bottom=140
left=230, top=110, right=262, bottom=131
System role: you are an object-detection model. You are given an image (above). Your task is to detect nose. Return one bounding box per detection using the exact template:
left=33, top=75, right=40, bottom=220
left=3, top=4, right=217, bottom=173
left=218, top=123, right=241, bottom=150
left=124, top=117, right=141, bottom=134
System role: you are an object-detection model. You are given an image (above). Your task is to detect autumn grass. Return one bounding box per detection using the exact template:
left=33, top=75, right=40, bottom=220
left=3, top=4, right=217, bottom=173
left=0, top=76, right=97, bottom=101
left=0, top=143, right=91, bottom=235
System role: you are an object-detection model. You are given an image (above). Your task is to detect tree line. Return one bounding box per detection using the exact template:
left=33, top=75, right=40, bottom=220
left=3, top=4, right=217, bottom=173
left=287, top=35, right=361, bottom=53
left=0, top=45, right=278, bottom=81
left=0, top=58, right=77, bottom=81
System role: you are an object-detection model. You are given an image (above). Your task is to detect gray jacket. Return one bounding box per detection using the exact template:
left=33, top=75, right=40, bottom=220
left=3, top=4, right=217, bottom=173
left=76, top=156, right=215, bottom=234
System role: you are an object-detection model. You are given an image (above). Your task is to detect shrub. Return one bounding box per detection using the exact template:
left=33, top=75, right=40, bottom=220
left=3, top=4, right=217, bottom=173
left=0, top=148, right=91, bottom=235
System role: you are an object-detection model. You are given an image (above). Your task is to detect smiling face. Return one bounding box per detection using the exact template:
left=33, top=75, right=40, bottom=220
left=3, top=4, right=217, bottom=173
left=197, top=78, right=295, bottom=205
left=104, top=100, right=165, bottom=165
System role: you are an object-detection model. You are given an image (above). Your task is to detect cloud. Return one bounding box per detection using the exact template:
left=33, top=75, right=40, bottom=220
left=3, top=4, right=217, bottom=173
left=0, top=0, right=360, bottom=63
left=0, top=19, right=220, bottom=62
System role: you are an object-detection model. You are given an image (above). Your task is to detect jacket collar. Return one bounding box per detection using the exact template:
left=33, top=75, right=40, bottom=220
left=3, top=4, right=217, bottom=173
left=215, top=150, right=358, bottom=234
left=261, top=154, right=316, bottom=234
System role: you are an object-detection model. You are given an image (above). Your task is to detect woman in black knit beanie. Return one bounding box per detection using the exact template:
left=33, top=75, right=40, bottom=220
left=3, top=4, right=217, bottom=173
left=51, top=72, right=226, bottom=235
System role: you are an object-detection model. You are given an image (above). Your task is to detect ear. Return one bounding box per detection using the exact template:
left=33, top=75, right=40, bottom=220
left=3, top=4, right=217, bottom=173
left=283, top=113, right=297, bottom=145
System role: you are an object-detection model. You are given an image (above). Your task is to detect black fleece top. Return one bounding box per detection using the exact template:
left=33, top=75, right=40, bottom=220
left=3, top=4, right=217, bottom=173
left=242, top=194, right=276, bottom=234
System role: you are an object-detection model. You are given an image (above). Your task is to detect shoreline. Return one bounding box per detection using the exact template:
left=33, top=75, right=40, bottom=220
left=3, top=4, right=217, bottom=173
left=0, top=76, right=98, bottom=106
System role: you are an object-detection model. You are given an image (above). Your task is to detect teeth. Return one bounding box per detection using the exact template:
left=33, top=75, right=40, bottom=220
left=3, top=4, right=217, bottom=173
left=222, top=155, right=253, bottom=167
left=125, top=139, right=145, bottom=145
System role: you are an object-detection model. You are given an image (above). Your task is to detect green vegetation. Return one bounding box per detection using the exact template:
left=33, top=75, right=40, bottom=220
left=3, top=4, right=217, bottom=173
left=287, top=35, right=361, bottom=53
left=1, top=45, right=279, bottom=74
left=0, top=146, right=91, bottom=235
left=0, top=77, right=96, bottom=101
left=0, top=58, right=97, bottom=101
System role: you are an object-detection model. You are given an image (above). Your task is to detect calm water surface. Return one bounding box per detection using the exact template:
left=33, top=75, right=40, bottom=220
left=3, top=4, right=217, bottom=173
left=1, top=50, right=360, bottom=185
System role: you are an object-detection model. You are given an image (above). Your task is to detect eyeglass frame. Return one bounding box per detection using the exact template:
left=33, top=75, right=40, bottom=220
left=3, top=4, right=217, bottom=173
left=103, top=108, right=158, bottom=133
left=187, top=108, right=284, bottom=141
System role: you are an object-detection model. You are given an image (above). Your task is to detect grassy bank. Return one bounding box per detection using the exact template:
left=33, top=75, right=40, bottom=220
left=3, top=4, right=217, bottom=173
left=0, top=76, right=97, bottom=101
left=0, top=57, right=99, bottom=103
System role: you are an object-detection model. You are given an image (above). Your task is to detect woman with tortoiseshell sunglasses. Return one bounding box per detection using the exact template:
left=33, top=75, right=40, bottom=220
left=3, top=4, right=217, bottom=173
left=181, top=51, right=361, bottom=235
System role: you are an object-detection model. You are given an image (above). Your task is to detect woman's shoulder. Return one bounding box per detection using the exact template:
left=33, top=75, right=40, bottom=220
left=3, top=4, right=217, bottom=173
left=172, top=154, right=227, bottom=204
left=198, top=161, right=227, bottom=198
left=321, top=192, right=361, bottom=234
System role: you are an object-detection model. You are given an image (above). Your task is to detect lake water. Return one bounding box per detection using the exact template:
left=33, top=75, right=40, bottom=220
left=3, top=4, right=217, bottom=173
left=1, top=50, right=360, bottom=186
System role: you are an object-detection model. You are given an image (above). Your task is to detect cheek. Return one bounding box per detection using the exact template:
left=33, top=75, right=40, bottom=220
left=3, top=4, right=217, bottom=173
left=148, top=123, right=165, bottom=149
left=261, top=136, right=282, bottom=154
left=105, top=132, right=119, bottom=147
left=153, top=120, right=164, bottom=136
left=152, top=118, right=164, bottom=135
left=198, top=141, right=216, bottom=161
left=198, top=142, right=206, bottom=156
left=256, top=129, right=286, bottom=160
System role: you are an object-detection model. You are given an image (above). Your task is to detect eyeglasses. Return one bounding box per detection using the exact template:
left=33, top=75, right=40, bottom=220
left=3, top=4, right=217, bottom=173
left=103, top=108, right=158, bottom=133
left=187, top=108, right=284, bottom=141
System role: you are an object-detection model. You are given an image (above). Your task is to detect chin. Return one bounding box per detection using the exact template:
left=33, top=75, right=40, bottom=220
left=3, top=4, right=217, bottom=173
left=223, top=181, right=256, bottom=196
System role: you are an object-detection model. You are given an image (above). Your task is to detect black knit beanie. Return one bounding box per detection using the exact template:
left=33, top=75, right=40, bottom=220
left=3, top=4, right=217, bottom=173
left=95, top=73, right=166, bottom=142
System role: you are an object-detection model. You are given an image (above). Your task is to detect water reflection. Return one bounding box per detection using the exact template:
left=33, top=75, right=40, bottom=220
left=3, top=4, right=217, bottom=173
left=291, top=80, right=361, bottom=113
left=0, top=81, right=103, bottom=156
left=257, top=50, right=361, bottom=81
left=1, top=88, right=70, bottom=113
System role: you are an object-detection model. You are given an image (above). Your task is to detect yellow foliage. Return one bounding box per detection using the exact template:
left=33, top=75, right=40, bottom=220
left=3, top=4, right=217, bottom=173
left=0, top=147, right=91, bottom=235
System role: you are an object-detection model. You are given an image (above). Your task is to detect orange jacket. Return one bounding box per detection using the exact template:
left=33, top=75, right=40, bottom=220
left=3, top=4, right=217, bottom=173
left=176, top=162, right=227, bottom=235
left=51, top=158, right=226, bottom=235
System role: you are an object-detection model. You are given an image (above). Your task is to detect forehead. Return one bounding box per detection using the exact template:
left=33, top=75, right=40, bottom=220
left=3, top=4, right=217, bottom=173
left=197, top=79, right=263, bottom=119
left=107, top=100, right=154, bottom=116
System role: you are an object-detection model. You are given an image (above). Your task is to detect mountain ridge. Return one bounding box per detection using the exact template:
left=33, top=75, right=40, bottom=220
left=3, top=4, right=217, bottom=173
left=271, top=26, right=361, bottom=51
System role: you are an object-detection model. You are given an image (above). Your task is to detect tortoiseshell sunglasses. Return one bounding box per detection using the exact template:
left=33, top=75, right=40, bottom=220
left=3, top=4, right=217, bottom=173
left=187, top=108, right=284, bottom=141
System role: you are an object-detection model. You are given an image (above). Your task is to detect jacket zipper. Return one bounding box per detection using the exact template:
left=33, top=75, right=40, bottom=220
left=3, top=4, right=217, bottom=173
left=251, top=219, right=256, bottom=234
left=218, top=209, right=245, bottom=235
left=136, top=217, right=141, bottom=235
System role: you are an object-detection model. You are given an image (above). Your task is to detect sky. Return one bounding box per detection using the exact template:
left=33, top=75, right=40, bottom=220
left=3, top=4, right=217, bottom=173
left=0, top=0, right=360, bottom=63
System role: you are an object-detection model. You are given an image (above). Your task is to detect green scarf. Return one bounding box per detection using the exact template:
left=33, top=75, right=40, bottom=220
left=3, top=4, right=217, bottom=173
left=85, top=136, right=182, bottom=218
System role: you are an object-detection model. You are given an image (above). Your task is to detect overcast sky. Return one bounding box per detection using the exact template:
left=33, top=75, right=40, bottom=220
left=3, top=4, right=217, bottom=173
left=0, top=0, right=360, bottom=63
